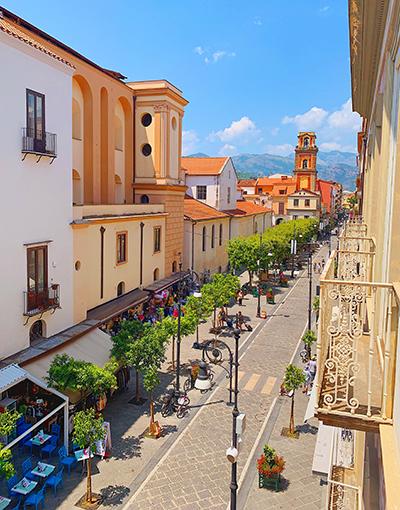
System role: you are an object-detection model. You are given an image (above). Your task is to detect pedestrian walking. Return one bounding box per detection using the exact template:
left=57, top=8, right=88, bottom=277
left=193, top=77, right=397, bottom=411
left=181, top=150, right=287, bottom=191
left=237, top=289, right=244, bottom=306
left=235, top=311, right=245, bottom=331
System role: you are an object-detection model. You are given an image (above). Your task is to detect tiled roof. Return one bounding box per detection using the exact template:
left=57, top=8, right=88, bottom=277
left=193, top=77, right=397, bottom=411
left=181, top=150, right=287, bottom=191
left=238, top=179, right=256, bottom=187
left=256, top=176, right=295, bottom=186
left=270, top=184, right=297, bottom=197
left=184, top=196, right=229, bottom=220
left=223, top=201, right=270, bottom=216
left=0, top=17, right=74, bottom=68
left=182, top=157, right=228, bottom=176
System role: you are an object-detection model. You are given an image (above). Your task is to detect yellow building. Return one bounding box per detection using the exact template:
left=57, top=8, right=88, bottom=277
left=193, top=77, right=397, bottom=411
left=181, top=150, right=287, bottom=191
left=314, top=2, right=400, bottom=508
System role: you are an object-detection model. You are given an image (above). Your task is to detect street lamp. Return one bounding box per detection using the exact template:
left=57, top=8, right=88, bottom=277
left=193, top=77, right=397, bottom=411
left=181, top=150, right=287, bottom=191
left=196, top=328, right=241, bottom=509
left=194, top=360, right=211, bottom=391
left=192, top=291, right=202, bottom=350
left=256, top=233, right=262, bottom=318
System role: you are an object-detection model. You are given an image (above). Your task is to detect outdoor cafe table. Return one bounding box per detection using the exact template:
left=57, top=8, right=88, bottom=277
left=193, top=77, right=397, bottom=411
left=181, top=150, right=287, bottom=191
left=11, top=477, right=37, bottom=496
left=0, top=496, right=11, bottom=509
left=31, top=462, right=55, bottom=480
left=75, top=448, right=94, bottom=475
left=31, top=432, right=51, bottom=447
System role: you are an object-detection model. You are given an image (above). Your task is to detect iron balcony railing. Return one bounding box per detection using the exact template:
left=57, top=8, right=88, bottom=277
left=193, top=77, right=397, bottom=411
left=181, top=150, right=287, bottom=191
left=327, top=478, right=362, bottom=510
left=315, top=223, right=398, bottom=429
left=23, top=284, right=60, bottom=316
left=22, top=128, right=57, bottom=157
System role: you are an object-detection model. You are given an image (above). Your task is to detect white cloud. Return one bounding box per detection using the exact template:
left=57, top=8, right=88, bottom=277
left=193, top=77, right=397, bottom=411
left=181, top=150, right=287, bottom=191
left=282, top=106, right=328, bottom=130
left=210, top=116, right=259, bottom=142
left=253, top=16, right=262, bottom=26
left=265, top=144, right=294, bottom=157
left=319, top=142, right=342, bottom=151
left=319, top=5, right=330, bottom=13
left=182, top=130, right=199, bottom=155
left=219, top=144, right=237, bottom=156
left=194, top=46, right=205, bottom=56
left=327, top=98, right=360, bottom=131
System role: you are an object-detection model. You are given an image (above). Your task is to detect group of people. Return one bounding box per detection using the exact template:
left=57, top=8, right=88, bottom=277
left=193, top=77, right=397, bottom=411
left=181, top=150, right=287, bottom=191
left=215, top=306, right=252, bottom=332
left=303, top=355, right=317, bottom=396
left=313, top=259, right=325, bottom=274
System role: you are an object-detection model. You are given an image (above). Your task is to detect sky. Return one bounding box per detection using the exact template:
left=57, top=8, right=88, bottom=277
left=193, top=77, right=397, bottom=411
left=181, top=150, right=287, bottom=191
left=2, top=0, right=361, bottom=157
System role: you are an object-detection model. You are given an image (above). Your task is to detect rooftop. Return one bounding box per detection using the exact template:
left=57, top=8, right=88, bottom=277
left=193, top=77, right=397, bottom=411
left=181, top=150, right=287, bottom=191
left=223, top=200, right=271, bottom=216
left=182, top=157, right=229, bottom=176
left=184, top=195, right=229, bottom=220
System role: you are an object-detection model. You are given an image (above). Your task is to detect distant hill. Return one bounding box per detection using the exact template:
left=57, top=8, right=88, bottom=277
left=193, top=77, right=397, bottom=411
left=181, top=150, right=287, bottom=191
left=187, top=150, right=358, bottom=190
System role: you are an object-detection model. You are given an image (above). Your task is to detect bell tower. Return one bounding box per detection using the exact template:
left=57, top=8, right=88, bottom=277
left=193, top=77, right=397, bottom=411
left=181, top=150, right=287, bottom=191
left=293, top=132, right=318, bottom=191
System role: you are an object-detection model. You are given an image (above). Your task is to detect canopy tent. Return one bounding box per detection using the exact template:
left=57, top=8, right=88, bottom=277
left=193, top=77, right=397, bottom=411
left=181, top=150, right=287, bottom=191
left=0, top=364, right=68, bottom=450
left=22, top=328, right=113, bottom=404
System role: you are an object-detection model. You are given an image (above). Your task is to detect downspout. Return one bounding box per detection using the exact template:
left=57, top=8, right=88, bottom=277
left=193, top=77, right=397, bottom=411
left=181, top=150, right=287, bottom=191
left=100, top=226, right=105, bottom=299
left=132, top=95, right=136, bottom=204
left=139, top=221, right=144, bottom=286
left=191, top=221, right=196, bottom=272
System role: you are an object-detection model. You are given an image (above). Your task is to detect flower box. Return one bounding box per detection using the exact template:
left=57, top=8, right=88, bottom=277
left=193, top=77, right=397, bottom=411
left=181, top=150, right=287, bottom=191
left=258, top=472, right=280, bottom=491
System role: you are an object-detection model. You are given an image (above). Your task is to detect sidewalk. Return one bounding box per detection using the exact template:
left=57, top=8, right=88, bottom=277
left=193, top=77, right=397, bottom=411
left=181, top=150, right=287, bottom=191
left=123, top=255, right=324, bottom=509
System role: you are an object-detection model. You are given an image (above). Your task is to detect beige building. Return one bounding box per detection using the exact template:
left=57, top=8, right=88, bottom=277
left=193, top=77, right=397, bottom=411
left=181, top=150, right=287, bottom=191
left=314, top=2, right=400, bottom=509
left=286, top=189, right=320, bottom=220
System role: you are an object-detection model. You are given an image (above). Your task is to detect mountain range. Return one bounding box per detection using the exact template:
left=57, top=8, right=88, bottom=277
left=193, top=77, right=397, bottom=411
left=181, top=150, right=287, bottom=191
left=188, top=151, right=358, bottom=191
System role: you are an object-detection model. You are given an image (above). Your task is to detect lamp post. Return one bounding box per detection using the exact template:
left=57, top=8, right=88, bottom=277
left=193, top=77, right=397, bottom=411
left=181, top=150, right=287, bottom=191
left=196, top=328, right=241, bottom=508
left=175, top=262, right=184, bottom=396
left=291, top=222, right=297, bottom=278
left=256, top=233, right=262, bottom=318
left=193, top=291, right=202, bottom=349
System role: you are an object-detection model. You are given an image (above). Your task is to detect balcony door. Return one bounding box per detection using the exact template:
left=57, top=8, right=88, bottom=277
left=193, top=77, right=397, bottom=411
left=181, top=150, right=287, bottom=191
left=27, top=246, right=48, bottom=311
left=26, top=89, right=45, bottom=153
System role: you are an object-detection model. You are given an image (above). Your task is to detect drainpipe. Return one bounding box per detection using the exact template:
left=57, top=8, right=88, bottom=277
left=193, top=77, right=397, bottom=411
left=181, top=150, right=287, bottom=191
left=132, top=95, right=137, bottom=203
left=139, top=221, right=144, bottom=286
left=191, top=221, right=196, bottom=272
left=100, top=226, right=105, bottom=298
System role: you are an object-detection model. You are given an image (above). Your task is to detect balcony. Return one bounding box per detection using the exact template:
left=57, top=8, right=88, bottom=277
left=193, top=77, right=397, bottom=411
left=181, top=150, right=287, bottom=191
left=23, top=285, right=60, bottom=317
left=315, top=225, right=399, bottom=431
left=21, top=128, right=57, bottom=162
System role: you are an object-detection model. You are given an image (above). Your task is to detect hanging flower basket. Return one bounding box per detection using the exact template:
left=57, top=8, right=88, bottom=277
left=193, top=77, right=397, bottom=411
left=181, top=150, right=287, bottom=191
left=257, top=445, right=285, bottom=492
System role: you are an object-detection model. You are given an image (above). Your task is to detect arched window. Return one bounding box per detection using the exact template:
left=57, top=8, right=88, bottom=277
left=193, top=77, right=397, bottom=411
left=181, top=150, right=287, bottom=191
left=153, top=268, right=160, bottom=281
left=172, top=261, right=177, bottom=273
left=211, top=225, right=215, bottom=249
left=202, top=227, right=206, bottom=252
left=117, top=282, right=125, bottom=296
left=219, top=224, right=223, bottom=246
left=140, top=194, right=150, bottom=204
left=302, top=159, right=308, bottom=169
left=72, top=98, right=82, bottom=140
left=30, top=320, right=45, bottom=344
left=303, top=137, right=309, bottom=148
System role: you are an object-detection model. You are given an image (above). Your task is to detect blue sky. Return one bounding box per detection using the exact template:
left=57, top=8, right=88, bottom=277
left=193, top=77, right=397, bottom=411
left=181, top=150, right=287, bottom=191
left=3, top=0, right=360, bottom=157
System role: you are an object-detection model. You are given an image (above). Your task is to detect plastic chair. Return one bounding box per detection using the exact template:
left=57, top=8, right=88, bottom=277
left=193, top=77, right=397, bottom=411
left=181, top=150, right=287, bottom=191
left=11, top=499, right=21, bottom=510
left=7, top=474, right=19, bottom=498
left=20, top=433, right=33, bottom=453
left=23, top=486, right=45, bottom=510
left=50, top=424, right=60, bottom=440
left=21, top=457, right=36, bottom=482
left=58, top=446, right=77, bottom=474
left=44, top=465, right=64, bottom=496
left=40, top=436, right=57, bottom=458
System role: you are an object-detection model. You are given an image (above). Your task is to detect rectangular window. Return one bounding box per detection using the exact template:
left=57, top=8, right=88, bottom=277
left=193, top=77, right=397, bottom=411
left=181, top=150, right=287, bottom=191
left=196, top=185, right=207, bottom=200
left=305, top=199, right=310, bottom=206
left=116, top=232, right=127, bottom=264
left=154, top=227, right=161, bottom=253
left=279, top=189, right=286, bottom=195
left=278, top=202, right=285, bottom=214
left=26, top=89, right=45, bottom=153
left=294, top=199, right=299, bottom=206
left=219, top=224, right=223, bottom=246
left=227, top=187, right=231, bottom=204
left=258, top=188, right=262, bottom=194
left=27, top=245, right=48, bottom=312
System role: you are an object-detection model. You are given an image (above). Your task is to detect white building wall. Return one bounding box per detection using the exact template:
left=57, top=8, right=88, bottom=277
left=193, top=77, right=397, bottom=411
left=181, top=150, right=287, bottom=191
left=185, top=175, right=218, bottom=207
left=0, top=32, right=74, bottom=359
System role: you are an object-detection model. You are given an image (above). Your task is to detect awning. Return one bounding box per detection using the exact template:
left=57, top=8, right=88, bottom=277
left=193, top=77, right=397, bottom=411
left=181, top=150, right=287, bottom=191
left=23, top=328, right=113, bottom=381
left=144, top=271, right=190, bottom=293
left=87, top=288, right=149, bottom=323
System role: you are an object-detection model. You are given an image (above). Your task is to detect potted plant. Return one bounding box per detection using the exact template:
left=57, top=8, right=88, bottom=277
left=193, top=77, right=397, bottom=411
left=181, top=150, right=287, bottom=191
left=266, top=288, right=275, bottom=304
left=279, top=275, right=288, bottom=287
left=257, top=444, right=285, bottom=491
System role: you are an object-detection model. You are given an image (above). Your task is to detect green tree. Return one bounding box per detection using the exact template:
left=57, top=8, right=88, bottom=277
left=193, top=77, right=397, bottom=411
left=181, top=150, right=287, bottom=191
left=72, top=409, right=106, bottom=504
left=302, top=330, right=317, bottom=356
left=142, top=365, right=160, bottom=433
left=283, top=364, right=306, bottom=435
left=0, top=410, right=20, bottom=479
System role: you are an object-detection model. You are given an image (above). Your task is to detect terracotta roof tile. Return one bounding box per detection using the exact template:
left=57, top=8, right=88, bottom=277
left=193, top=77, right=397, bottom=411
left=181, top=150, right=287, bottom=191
left=238, top=179, right=256, bottom=187
left=256, top=176, right=295, bottom=186
left=182, top=157, right=228, bottom=176
left=184, top=196, right=229, bottom=220
left=223, top=201, right=270, bottom=216
left=0, top=17, right=74, bottom=68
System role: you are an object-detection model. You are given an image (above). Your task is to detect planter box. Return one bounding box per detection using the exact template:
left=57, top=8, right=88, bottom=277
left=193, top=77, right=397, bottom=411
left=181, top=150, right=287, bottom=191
left=267, top=297, right=275, bottom=304
left=258, top=473, right=280, bottom=491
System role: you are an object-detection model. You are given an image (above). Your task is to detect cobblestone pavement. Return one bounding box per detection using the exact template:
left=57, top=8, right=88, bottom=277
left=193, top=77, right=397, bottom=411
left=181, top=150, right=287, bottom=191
left=123, top=245, right=330, bottom=510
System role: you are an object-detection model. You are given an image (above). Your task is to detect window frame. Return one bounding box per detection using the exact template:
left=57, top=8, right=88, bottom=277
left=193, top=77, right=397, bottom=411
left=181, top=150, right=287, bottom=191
left=26, top=245, right=48, bottom=312
left=202, top=226, right=206, bottom=252
left=153, top=226, right=162, bottom=253
left=294, top=198, right=299, bottom=206
left=227, top=186, right=231, bottom=204
left=196, top=185, right=207, bottom=200
left=219, top=224, right=223, bottom=246
left=305, top=198, right=310, bottom=207
left=116, top=231, right=128, bottom=265
left=26, top=89, right=46, bottom=152
left=211, top=224, right=215, bottom=249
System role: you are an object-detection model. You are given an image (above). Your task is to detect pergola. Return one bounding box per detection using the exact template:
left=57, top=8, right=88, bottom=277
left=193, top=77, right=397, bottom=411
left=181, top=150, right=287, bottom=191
left=0, top=364, right=69, bottom=450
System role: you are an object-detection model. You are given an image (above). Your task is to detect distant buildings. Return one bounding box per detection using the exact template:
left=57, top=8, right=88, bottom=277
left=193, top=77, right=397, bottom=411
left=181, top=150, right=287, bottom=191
left=238, top=132, right=343, bottom=225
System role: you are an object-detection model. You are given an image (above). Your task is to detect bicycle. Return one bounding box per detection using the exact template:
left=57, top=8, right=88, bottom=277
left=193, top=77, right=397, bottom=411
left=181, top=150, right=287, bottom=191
left=160, top=390, right=190, bottom=419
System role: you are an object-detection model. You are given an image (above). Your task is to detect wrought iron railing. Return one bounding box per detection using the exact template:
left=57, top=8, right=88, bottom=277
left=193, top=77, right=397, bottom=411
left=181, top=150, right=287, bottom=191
left=22, top=128, right=57, bottom=157
left=23, top=284, right=60, bottom=316
left=315, top=249, right=398, bottom=425
left=327, top=479, right=361, bottom=510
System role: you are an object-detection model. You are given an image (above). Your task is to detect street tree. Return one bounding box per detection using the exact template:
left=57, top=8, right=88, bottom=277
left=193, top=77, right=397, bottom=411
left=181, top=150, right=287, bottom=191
left=142, top=364, right=160, bottom=435
left=72, top=409, right=106, bottom=505
left=283, top=364, right=306, bottom=435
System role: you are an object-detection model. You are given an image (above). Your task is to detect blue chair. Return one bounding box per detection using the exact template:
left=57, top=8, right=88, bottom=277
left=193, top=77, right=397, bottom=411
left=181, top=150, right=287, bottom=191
left=50, top=424, right=60, bottom=441
left=23, top=486, right=45, bottom=510
left=7, top=474, right=19, bottom=498
left=58, top=446, right=77, bottom=474
left=21, top=458, right=36, bottom=482
left=40, top=436, right=57, bottom=458
left=21, top=433, right=33, bottom=454
left=11, top=499, right=21, bottom=510
left=44, top=466, right=64, bottom=496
